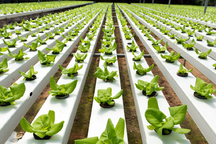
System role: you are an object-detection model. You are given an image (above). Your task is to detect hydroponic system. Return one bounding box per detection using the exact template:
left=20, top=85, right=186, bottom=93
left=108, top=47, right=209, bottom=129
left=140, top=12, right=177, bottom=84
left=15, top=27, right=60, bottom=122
left=0, top=1, right=216, bottom=144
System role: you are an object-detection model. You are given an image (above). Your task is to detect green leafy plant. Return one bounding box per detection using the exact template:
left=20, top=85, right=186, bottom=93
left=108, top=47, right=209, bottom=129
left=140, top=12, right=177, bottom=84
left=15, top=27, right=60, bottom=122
left=207, top=39, right=216, bottom=47
left=45, top=32, right=56, bottom=39
left=195, top=34, right=204, bottom=41
left=0, top=47, right=8, bottom=55
left=177, top=64, right=193, bottom=76
left=99, top=42, right=117, bottom=55
left=167, top=33, right=177, bottom=39
left=18, top=35, right=29, bottom=42
left=86, top=33, right=95, bottom=41
left=20, top=110, right=64, bottom=139
left=94, top=87, right=123, bottom=107
left=75, top=118, right=125, bottom=144
left=49, top=76, right=78, bottom=97
left=190, top=77, right=216, bottom=99
left=37, top=36, right=48, bottom=45
left=24, top=41, right=39, bottom=51
left=145, top=97, right=190, bottom=138
left=0, top=83, right=25, bottom=105
left=0, top=58, right=9, bottom=73
left=181, top=39, right=196, bottom=50
left=30, top=31, right=38, bottom=37
left=125, top=33, right=135, bottom=40
left=153, top=42, right=168, bottom=53
left=18, top=65, right=38, bottom=80
left=127, top=40, right=138, bottom=52
left=100, top=55, right=117, bottom=65
left=15, top=30, right=22, bottom=35
left=132, top=51, right=144, bottom=61
left=58, top=63, right=83, bottom=79
left=175, top=37, right=190, bottom=44
left=133, top=62, right=154, bottom=75
left=94, top=63, right=118, bottom=82
left=195, top=48, right=212, bottom=59
left=135, top=75, right=164, bottom=96
left=80, top=37, right=90, bottom=45
left=38, top=50, right=56, bottom=65
left=205, top=28, right=216, bottom=35
left=161, top=51, right=181, bottom=63
left=78, top=43, right=90, bottom=53
left=0, top=30, right=12, bottom=39
left=186, top=29, right=195, bottom=37
left=8, top=48, right=29, bottom=61
left=3, top=39, right=17, bottom=47
left=46, top=40, right=65, bottom=54
left=103, top=34, right=115, bottom=42
left=213, top=63, right=216, bottom=69
left=74, top=53, right=87, bottom=63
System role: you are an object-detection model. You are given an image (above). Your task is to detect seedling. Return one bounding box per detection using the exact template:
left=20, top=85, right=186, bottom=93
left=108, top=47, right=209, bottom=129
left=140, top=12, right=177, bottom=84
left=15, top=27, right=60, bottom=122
left=135, top=75, right=164, bottom=96
left=175, top=37, right=190, bottom=44
left=0, top=47, right=8, bottom=55
left=46, top=40, right=65, bottom=54
left=190, top=77, right=216, bottom=99
left=181, top=39, right=196, bottom=50
left=94, top=63, right=118, bottom=82
left=37, top=36, right=48, bottom=45
left=186, top=29, right=195, bottom=37
left=99, top=42, right=117, bottom=55
left=125, top=33, right=135, bottom=40
left=0, top=29, right=12, bottom=39
left=45, top=32, right=56, bottom=39
left=75, top=118, right=125, bottom=143
left=19, top=65, right=38, bottom=80
left=195, top=34, right=204, bottom=41
left=18, top=34, right=29, bottom=42
left=100, top=55, right=117, bottom=65
left=0, top=83, right=25, bottom=106
left=20, top=110, right=64, bottom=139
left=3, top=39, right=17, bottom=47
left=127, top=40, right=139, bottom=52
left=207, top=39, right=216, bottom=47
left=38, top=50, right=56, bottom=65
left=145, top=97, right=190, bottom=138
left=133, top=62, right=154, bottom=75
left=24, top=41, right=39, bottom=51
left=161, top=51, right=181, bottom=63
left=78, top=43, right=90, bottom=53
left=7, top=48, right=29, bottom=61
left=59, top=63, right=83, bottom=79
left=0, top=58, right=9, bottom=73
left=195, top=48, right=212, bottom=59
left=153, top=42, right=168, bottom=53
left=74, top=53, right=88, bottom=63
left=167, top=33, right=177, bottom=39
left=132, top=51, right=144, bottom=61
left=177, top=64, right=193, bottom=77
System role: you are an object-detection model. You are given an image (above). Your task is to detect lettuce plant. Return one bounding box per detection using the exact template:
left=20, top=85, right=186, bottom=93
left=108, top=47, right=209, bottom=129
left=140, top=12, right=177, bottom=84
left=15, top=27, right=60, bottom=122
left=86, top=33, right=95, bottom=41
left=100, top=55, right=117, bottom=65
left=207, top=39, right=216, bottom=47
left=167, top=33, right=177, bottom=39
left=22, top=24, right=31, bottom=31
left=59, top=63, right=83, bottom=79
left=0, top=83, right=25, bottom=106
left=75, top=118, right=125, bottom=143
left=205, top=28, right=216, bottom=35
left=46, top=32, right=56, bottom=39
left=0, top=47, right=8, bottom=55
left=177, top=64, right=193, bottom=77
left=74, top=53, right=87, bottom=63
left=3, top=39, right=17, bottom=47
left=24, top=41, right=39, bottom=51
left=0, top=58, right=9, bottom=73
left=8, top=48, right=29, bottom=61
left=0, top=30, right=12, bottom=39
left=125, top=33, right=135, bottom=40
left=186, top=29, right=195, bottom=37
left=38, top=50, right=56, bottom=65
left=99, top=42, right=117, bottom=55
left=18, top=35, right=29, bottom=42
left=133, top=62, right=154, bottom=75
left=37, top=36, right=48, bottom=45
left=161, top=51, right=181, bottom=63
left=94, top=63, right=118, bottom=82
left=94, top=87, right=123, bottom=107
left=145, top=97, right=190, bottom=138
left=49, top=76, right=78, bottom=98
left=15, top=30, right=22, bottom=35
left=20, top=110, right=64, bottom=139
left=103, top=34, right=115, bottom=42
left=135, top=75, right=164, bottom=96
left=175, top=37, right=190, bottom=44
left=18, top=65, right=38, bottom=80
left=78, top=43, right=90, bottom=53
left=195, top=34, right=204, bottom=41
left=190, top=77, right=216, bottom=99
left=132, top=51, right=144, bottom=61
left=62, top=34, right=74, bottom=42
left=181, top=39, right=196, bottom=50
left=160, top=27, right=171, bottom=35
left=30, top=31, right=38, bottom=37
left=46, top=40, right=65, bottom=54
left=101, top=39, right=112, bottom=47
left=180, top=25, right=187, bottom=33
left=153, top=42, right=168, bottom=53
left=195, top=48, right=212, bottom=59
left=127, top=40, right=138, bottom=52
left=80, top=37, right=91, bottom=45
left=213, top=63, right=216, bottom=69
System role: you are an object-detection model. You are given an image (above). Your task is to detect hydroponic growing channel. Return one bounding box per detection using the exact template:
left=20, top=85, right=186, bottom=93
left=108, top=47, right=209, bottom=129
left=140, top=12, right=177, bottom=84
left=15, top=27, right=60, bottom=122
left=0, top=2, right=215, bottom=144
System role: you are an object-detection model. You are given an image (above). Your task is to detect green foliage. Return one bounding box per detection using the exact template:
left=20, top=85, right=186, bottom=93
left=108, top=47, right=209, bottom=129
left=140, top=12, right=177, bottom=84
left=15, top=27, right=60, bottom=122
left=0, top=29, right=12, bottom=39
left=195, top=34, right=204, bottom=41
left=59, top=63, right=83, bottom=79
left=153, top=42, right=167, bottom=53
left=74, top=53, right=88, bottom=63
left=0, top=58, right=9, bottom=73
left=195, top=48, right=212, bottom=59
left=78, top=43, right=90, bottom=53
left=49, top=76, right=78, bottom=96
left=20, top=110, right=64, bottom=138
left=190, top=77, right=216, bottom=99
left=46, top=40, right=65, bottom=54
left=207, top=39, right=216, bottom=46
left=132, top=51, right=144, bottom=61
left=0, top=83, right=26, bottom=105
left=37, top=36, right=48, bottom=45
left=18, top=35, right=29, bottom=42
left=133, top=62, right=154, bottom=75
left=175, top=36, right=190, bottom=44
left=145, top=97, right=190, bottom=138
left=181, top=39, right=196, bottom=50
left=135, top=75, right=164, bottom=96
left=24, top=41, right=39, bottom=51
left=127, top=40, right=139, bottom=52
left=99, top=42, right=117, bottom=55
left=94, top=87, right=123, bottom=106
left=18, top=65, right=38, bottom=80
left=3, top=39, right=16, bottom=47
left=177, top=64, right=193, bottom=75
left=38, top=50, right=56, bottom=65
left=7, top=48, right=29, bottom=61
left=75, top=118, right=125, bottom=144
left=0, top=47, right=8, bottom=55
left=161, top=51, right=181, bottom=63
left=100, top=55, right=117, bottom=65
left=45, top=32, right=56, bottom=39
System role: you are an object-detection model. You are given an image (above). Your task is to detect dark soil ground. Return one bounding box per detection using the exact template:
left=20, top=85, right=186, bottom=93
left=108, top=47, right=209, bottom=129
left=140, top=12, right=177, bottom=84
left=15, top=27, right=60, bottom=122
left=14, top=4, right=214, bottom=144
